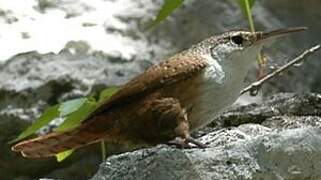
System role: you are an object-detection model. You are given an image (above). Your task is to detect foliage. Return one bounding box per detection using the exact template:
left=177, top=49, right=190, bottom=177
left=10, top=105, right=59, bottom=143
left=54, top=98, right=97, bottom=132
left=238, top=0, right=256, bottom=14
left=150, top=0, right=184, bottom=27
left=12, top=87, right=119, bottom=161
left=55, top=149, right=74, bottom=162
left=151, top=0, right=257, bottom=30
left=98, top=86, right=119, bottom=103
left=238, top=0, right=257, bottom=32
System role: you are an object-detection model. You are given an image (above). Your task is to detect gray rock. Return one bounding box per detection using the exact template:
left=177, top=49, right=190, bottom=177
left=91, top=93, right=321, bottom=180
left=91, top=127, right=321, bottom=180
left=214, top=93, right=321, bottom=128
left=0, top=9, right=18, bottom=24
left=36, top=0, right=95, bottom=18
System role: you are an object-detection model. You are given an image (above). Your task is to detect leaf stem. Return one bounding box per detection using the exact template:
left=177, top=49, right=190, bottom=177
left=243, top=0, right=265, bottom=72
left=244, top=0, right=255, bottom=32
left=101, top=140, right=106, bottom=161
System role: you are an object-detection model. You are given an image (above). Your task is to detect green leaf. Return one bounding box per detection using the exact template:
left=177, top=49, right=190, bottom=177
left=54, top=87, right=119, bottom=162
left=150, top=0, right=184, bottom=27
left=12, top=86, right=119, bottom=161
left=59, top=97, right=87, bottom=117
left=55, top=149, right=74, bottom=162
left=56, top=86, right=119, bottom=133
left=55, top=98, right=98, bottom=132
left=238, top=0, right=256, bottom=32
left=98, top=86, right=119, bottom=103
left=53, top=98, right=96, bottom=162
left=10, top=105, right=60, bottom=143
left=238, top=0, right=256, bottom=13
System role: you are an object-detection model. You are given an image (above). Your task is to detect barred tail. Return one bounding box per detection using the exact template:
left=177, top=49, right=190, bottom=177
left=11, top=125, right=105, bottom=158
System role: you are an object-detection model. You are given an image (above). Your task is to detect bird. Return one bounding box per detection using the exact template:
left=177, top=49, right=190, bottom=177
left=12, top=27, right=306, bottom=158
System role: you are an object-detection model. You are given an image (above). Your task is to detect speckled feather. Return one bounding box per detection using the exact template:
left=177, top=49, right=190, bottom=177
left=91, top=52, right=209, bottom=114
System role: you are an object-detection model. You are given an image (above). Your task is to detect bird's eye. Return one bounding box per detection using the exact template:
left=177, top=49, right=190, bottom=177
left=231, top=35, right=244, bottom=46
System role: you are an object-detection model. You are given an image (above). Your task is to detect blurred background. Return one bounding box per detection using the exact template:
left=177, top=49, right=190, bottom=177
left=0, top=0, right=320, bottom=179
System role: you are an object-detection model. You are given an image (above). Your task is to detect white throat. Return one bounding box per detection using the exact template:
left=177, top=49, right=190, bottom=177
left=188, top=46, right=260, bottom=131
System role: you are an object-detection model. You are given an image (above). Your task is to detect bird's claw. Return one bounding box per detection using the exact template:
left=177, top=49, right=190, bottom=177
left=167, top=136, right=207, bottom=149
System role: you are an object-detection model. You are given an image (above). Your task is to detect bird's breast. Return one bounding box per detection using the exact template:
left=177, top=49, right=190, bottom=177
left=167, top=63, right=248, bottom=132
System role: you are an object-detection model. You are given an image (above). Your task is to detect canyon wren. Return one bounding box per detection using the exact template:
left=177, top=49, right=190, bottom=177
left=12, top=27, right=306, bottom=158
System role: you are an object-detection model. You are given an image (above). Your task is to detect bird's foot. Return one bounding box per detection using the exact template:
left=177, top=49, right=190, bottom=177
left=185, top=136, right=207, bottom=149
left=167, top=136, right=207, bottom=149
left=167, top=137, right=192, bottom=149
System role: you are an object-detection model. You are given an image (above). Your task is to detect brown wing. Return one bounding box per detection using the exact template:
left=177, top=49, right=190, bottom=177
left=11, top=53, right=208, bottom=158
left=89, top=53, right=208, bottom=117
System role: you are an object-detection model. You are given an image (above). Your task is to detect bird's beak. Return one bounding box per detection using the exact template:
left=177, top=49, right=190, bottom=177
left=254, top=27, right=307, bottom=44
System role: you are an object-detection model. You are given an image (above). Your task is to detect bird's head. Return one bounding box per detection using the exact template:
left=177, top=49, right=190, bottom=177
left=195, top=27, right=307, bottom=67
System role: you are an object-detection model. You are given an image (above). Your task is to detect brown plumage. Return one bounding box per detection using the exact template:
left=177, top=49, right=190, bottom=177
left=12, top=28, right=306, bottom=158
left=11, top=52, right=209, bottom=158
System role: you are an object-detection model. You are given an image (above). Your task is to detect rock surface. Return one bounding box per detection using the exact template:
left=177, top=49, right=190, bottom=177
left=91, top=93, right=321, bottom=180
left=0, top=0, right=320, bottom=180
